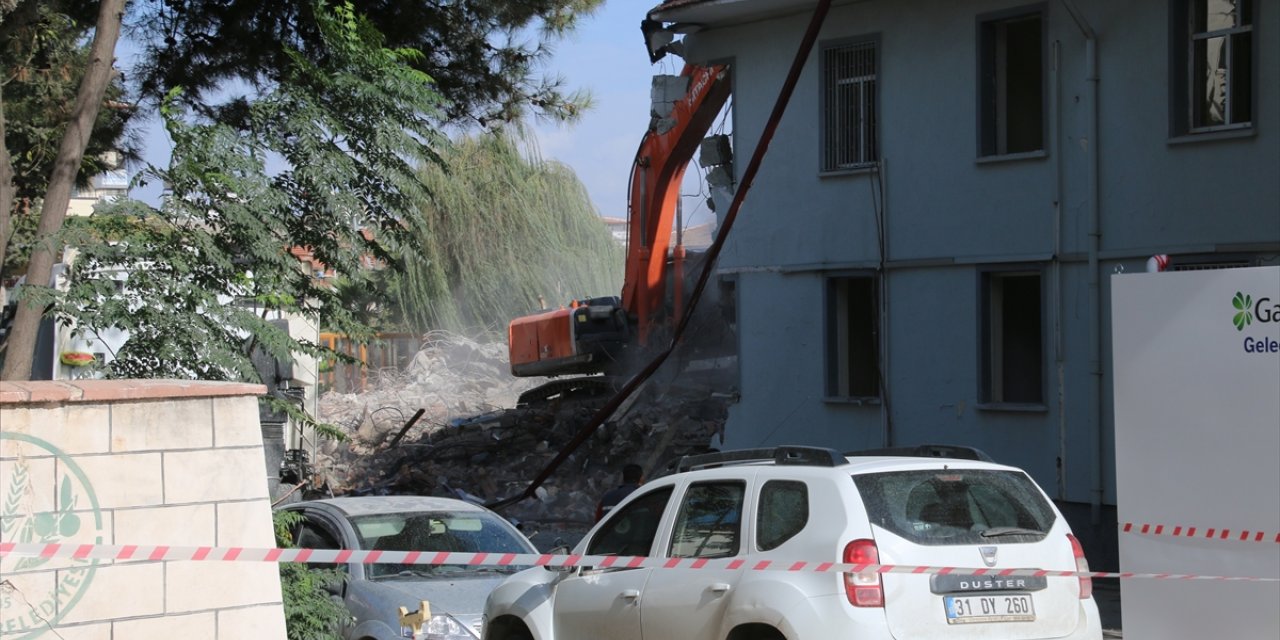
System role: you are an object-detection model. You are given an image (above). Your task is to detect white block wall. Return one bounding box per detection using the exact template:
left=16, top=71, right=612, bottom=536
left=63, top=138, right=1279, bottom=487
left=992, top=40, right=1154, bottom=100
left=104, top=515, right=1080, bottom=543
left=0, top=380, right=286, bottom=639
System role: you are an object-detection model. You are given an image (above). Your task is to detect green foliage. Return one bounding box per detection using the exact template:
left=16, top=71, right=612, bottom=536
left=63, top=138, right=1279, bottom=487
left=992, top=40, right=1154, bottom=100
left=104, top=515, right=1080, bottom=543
left=40, top=1, right=441, bottom=382
left=1, top=5, right=136, bottom=204
left=132, top=0, right=602, bottom=127
left=0, top=3, right=137, bottom=280
left=274, top=510, right=348, bottom=640
left=330, top=269, right=407, bottom=332
left=1, top=198, right=38, bottom=277
left=398, top=128, right=624, bottom=334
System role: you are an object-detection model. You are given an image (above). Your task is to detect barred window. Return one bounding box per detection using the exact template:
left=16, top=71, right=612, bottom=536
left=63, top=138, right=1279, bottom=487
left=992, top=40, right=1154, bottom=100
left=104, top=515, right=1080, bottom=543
left=822, top=39, right=878, bottom=171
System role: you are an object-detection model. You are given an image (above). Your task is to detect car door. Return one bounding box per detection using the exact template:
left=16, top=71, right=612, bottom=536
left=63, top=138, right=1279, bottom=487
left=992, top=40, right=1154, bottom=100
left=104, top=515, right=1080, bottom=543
left=552, top=486, right=674, bottom=640
left=291, top=511, right=359, bottom=639
left=640, top=480, right=747, bottom=640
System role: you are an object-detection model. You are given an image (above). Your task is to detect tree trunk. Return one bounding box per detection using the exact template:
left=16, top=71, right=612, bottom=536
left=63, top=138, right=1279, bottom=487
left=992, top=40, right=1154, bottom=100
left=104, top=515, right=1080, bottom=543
left=1, top=0, right=126, bottom=380
left=0, top=83, right=14, bottom=275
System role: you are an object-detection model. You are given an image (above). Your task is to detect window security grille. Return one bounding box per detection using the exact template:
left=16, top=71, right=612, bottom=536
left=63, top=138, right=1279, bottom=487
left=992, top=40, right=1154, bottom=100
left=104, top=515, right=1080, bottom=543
left=1169, top=259, right=1253, bottom=271
left=823, top=41, right=878, bottom=171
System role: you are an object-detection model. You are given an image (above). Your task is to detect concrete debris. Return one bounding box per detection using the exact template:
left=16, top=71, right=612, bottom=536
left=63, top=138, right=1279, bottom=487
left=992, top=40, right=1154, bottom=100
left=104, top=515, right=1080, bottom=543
left=313, top=331, right=729, bottom=533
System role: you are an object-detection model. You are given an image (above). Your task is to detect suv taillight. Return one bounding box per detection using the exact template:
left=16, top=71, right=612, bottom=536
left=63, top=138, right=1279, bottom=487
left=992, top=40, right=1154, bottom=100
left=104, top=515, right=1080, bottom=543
left=843, top=539, right=884, bottom=607
left=1067, top=534, right=1092, bottom=599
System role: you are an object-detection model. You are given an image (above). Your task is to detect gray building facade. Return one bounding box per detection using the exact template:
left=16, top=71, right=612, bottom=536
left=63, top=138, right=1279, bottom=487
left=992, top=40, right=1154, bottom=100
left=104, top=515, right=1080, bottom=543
left=649, top=0, right=1280, bottom=565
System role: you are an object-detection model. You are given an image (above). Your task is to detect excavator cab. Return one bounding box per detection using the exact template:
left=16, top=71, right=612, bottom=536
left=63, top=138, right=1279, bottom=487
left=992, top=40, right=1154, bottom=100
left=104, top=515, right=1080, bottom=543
left=507, top=296, right=630, bottom=377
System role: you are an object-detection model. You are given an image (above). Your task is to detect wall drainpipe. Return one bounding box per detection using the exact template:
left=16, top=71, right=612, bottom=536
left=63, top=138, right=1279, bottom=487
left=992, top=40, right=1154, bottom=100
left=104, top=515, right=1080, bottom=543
left=1058, top=0, right=1104, bottom=526
left=1051, top=39, right=1066, bottom=501
left=879, top=160, right=892, bottom=448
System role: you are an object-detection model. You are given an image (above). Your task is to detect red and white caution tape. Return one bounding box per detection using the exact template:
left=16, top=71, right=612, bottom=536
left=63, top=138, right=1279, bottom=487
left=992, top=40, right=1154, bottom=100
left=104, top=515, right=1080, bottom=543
left=1121, top=522, right=1280, bottom=544
left=2, top=542, right=1276, bottom=582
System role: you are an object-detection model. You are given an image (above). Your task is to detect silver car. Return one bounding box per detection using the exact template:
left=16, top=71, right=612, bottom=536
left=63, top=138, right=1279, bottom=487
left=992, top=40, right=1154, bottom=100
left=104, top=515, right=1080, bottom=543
left=279, top=496, right=536, bottom=640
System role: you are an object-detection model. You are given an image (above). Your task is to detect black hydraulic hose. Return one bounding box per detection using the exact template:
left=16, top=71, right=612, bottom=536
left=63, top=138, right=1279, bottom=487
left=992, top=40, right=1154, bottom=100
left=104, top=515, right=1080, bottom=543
left=488, top=0, right=835, bottom=512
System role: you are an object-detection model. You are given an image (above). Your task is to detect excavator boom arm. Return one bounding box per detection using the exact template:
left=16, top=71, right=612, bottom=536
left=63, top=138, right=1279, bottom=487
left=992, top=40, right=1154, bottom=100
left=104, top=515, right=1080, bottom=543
left=622, top=64, right=731, bottom=345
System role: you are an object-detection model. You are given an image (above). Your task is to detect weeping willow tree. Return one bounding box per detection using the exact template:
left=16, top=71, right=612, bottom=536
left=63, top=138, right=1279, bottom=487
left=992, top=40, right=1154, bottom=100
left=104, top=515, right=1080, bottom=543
left=399, top=129, right=624, bottom=335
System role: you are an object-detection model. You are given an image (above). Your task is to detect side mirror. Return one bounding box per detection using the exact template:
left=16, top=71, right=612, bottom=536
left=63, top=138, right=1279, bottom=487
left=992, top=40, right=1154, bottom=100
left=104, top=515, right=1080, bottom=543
left=544, top=546, right=576, bottom=573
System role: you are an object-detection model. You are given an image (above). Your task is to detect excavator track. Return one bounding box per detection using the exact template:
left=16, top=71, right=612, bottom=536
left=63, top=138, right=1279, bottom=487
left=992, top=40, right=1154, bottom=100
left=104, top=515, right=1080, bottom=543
left=516, top=377, right=617, bottom=408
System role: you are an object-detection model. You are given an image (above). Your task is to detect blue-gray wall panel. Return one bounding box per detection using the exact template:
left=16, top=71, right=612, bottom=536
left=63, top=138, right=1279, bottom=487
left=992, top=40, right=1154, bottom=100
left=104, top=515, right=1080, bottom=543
left=680, top=0, right=1277, bottom=509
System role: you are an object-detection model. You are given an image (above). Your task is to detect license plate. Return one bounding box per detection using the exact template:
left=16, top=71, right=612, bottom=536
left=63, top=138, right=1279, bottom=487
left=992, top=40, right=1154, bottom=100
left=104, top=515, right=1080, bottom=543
left=944, top=593, right=1035, bottom=624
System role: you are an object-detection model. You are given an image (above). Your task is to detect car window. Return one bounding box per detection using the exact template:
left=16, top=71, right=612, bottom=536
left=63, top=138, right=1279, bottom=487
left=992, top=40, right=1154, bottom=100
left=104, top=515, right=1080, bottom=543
left=757, top=480, right=808, bottom=551
left=352, top=511, right=532, bottom=578
left=854, top=469, right=1056, bottom=545
left=587, top=487, right=673, bottom=557
left=295, top=518, right=343, bottom=571
left=670, top=481, right=745, bottom=559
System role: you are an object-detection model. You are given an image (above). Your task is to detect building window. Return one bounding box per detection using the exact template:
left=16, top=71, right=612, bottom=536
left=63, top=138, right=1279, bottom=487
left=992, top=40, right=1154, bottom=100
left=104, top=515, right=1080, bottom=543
left=978, top=7, right=1045, bottom=156
left=826, top=276, right=880, bottom=399
left=821, top=38, right=878, bottom=171
left=980, top=270, right=1043, bottom=405
left=1174, top=0, right=1253, bottom=132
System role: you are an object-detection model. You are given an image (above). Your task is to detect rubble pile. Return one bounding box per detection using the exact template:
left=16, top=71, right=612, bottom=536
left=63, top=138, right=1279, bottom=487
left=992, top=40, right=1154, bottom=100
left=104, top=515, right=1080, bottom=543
left=313, top=331, right=729, bottom=529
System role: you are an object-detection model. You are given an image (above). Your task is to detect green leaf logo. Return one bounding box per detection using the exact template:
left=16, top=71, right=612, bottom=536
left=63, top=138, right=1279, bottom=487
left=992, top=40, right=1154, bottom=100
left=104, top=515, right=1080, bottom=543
left=1232, top=292, right=1253, bottom=331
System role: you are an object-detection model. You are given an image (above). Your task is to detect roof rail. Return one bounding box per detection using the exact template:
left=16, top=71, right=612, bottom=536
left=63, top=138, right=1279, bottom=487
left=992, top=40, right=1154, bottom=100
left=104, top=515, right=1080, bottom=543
left=672, top=446, right=846, bottom=474
left=845, top=444, right=994, bottom=462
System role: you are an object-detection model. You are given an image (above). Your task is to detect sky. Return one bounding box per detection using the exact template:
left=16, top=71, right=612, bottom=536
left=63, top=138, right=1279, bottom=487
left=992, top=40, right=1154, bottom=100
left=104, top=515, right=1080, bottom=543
left=529, top=1, right=722, bottom=228
left=124, top=1, right=712, bottom=227
left=530, top=1, right=659, bottom=220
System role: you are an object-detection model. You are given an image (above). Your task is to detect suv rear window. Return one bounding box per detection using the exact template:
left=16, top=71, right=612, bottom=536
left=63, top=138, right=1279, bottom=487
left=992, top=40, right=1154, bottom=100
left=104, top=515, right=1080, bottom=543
left=853, top=469, right=1056, bottom=545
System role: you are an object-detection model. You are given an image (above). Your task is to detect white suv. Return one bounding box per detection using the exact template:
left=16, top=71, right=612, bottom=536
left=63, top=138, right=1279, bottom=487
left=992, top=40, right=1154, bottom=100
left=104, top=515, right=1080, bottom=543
left=483, top=445, right=1102, bottom=640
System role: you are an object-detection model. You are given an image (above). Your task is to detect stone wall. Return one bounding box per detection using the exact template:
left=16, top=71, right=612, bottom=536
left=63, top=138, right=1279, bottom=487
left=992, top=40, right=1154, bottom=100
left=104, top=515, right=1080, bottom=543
left=0, top=380, right=286, bottom=640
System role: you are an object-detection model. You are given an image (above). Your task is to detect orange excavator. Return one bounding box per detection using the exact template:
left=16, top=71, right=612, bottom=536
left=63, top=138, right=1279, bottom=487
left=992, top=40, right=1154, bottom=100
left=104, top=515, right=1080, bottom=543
left=506, top=63, right=733, bottom=395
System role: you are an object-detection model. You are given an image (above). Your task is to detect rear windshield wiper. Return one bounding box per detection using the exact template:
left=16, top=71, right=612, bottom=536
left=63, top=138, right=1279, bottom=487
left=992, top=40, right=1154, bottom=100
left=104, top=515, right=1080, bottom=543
left=979, top=527, right=1045, bottom=538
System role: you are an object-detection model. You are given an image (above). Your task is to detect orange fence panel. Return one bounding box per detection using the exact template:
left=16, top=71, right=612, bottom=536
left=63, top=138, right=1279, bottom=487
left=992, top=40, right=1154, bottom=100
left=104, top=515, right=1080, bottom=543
left=319, top=332, right=421, bottom=393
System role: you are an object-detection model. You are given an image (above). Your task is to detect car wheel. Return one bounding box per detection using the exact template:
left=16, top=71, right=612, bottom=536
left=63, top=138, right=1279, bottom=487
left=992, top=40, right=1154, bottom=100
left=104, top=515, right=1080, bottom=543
left=727, top=623, right=785, bottom=640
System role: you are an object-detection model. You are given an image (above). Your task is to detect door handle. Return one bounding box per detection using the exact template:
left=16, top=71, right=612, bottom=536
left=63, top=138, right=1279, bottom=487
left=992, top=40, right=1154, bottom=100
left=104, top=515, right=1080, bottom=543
left=621, top=589, right=641, bottom=604
left=709, top=583, right=731, bottom=595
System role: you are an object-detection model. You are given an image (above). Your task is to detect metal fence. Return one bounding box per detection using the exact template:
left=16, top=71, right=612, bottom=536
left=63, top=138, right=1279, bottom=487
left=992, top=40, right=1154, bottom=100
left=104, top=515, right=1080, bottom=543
left=318, top=332, right=421, bottom=393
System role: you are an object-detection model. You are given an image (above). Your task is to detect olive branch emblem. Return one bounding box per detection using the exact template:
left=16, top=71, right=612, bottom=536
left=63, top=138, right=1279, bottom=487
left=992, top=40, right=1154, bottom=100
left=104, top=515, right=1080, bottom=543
left=2, top=465, right=83, bottom=572
left=2, top=462, right=27, bottom=536
left=1232, top=292, right=1253, bottom=331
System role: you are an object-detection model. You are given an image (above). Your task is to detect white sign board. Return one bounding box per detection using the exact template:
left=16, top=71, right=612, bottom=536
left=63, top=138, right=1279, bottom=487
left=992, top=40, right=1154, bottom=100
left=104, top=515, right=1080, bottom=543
left=1112, top=266, right=1279, bottom=638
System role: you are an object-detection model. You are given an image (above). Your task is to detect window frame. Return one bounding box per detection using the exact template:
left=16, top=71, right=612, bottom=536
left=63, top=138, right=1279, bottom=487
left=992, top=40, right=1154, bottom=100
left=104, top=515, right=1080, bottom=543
left=819, top=34, right=881, bottom=174
left=668, top=480, right=747, bottom=559
left=853, top=469, right=1057, bottom=546
left=977, top=266, right=1047, bottom=410
left=585, top=486, right=674, bottom=559
left=1170, top=0, right=1255, bottom=136
left=291, top=511, right=346, bottom=573
left=824, top=273, right=882, bottom=402
left=756, top=480, right=810, bottom=552
left=976, top=3, right=1048, bottom=159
